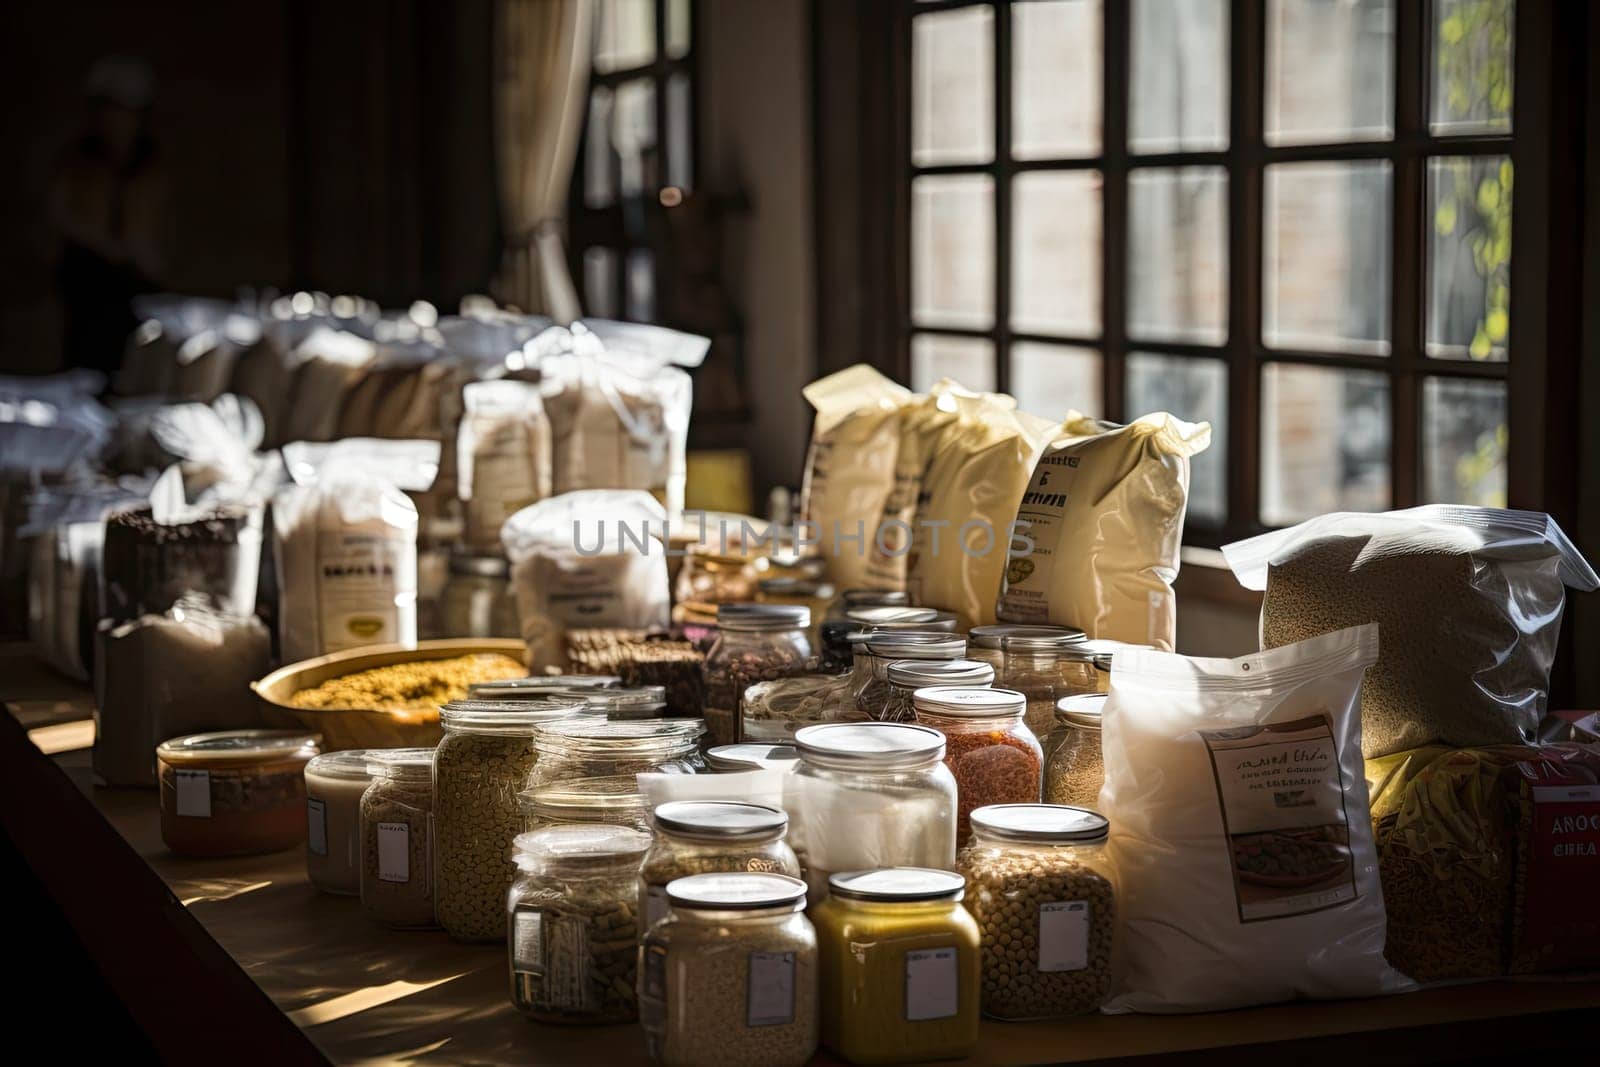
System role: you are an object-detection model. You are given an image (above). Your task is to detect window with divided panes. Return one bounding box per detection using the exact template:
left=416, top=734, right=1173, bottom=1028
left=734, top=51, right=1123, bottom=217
left=904, top=0, right=1518, bottom=541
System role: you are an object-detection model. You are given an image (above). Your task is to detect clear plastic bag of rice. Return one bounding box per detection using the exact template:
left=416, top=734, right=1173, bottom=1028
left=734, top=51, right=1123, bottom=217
left=1223, top=506, right=1598, bottom=758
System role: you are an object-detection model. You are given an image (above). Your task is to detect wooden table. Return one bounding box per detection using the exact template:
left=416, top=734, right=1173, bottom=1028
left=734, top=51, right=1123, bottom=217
left=5, top=643, right=1599, bottom=1065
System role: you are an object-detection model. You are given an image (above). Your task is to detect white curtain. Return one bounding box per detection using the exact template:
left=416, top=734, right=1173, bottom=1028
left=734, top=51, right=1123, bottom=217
left=493, top=0, right=594, bottom=324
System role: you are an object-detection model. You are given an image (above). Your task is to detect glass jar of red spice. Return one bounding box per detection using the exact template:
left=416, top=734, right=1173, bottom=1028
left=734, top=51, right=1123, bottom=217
left=911, top=687, right=1042, bottom=847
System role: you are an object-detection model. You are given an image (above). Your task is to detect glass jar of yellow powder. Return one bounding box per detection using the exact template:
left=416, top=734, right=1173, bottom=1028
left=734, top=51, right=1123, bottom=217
left=810, top=868, right=980, bottom=1064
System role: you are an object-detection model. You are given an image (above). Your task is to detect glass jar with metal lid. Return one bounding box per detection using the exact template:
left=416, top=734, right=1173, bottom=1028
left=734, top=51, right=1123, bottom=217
left=360, top=748, right=437, bottom=929
left=824, top=587, right=911, bottom=623
left=157, top=730, right=321, bottom=858
left=911, top=687, right=1043, bottom=846
left=994, top=627, right=1099, bottom=739
left=967, top=622, right=1085, bottom=674
left=846, top=605, right=959, bottom=632
left=524, top=717, right=706, bottom=788
left=740, top=672, right=862, bottom=742
left=879, top=658, right=995, bottom=724
left=467, top=674, right=620, bottom=701
left=706, top=742, right=801, bottom=773
left=956, top=804, right=1116, bottom=1019
left=508, top=824, right=652, bottom=1024
left=517, top=774, right=651, bottom=833
left=702, top=603, right=814, bottom=748
left=640, top=801, right=803, bottom=929
left=440, top=553, right=518, bottom=638
left=853, top=632, right=967, bottom=718
left=790, top=723, right=958, bottom=902
left=810, top=868, right=980, bottom=1064
left=304, top=748, right=377, bottom=895
left=433, top=698, right=588, bottom=942
left=1043, top=694, right=1107, bottom=808
left=639, top=872, right=818, bottom=1067
left=819, top=606, right=943, bottom=672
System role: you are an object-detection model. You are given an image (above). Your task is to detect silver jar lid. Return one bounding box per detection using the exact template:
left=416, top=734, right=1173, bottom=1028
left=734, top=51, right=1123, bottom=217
left=440, top=698, right=587, bottom=731
left=706, top=743, right=801, bottom=772
left=652, top=800, right=788, bottom=841
left=846, top=605, right=937, bottom=626
left=1055, top=693, right=1107, bottom=730
left=911, top=685, right=1026, bottom=718
left=717, top=602, right=811, bottom=631
left=468, top=674, right=619, bottom=699
left=828, top=867, right=966, bottom=903
left=841, top=589, right=910, bottom=608
left=666, top=872, right=808, bottom=911
left=970, top=803, right=1109, bottom=844
left=886, top=658, right=994, bottom=689
left=794, top=722, right=945, bottom=769
left=864, top=633, right=965, bottom=660
left=1002, top=631, right=1095, bottom=657
left=553, top=685, right=668, bottom=719
left=968, top=623, right=1085, bottom=650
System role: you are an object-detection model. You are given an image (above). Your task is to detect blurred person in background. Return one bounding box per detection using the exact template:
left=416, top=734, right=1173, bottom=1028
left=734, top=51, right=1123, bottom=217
left=47, top=55, right=168, bottom=377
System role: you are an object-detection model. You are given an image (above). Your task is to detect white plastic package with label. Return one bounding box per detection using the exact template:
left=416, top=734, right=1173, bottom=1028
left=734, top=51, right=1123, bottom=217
left=1100, top=623, right=1411, bottom=1013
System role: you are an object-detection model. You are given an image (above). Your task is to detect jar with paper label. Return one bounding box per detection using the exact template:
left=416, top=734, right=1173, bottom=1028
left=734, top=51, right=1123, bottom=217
left=157, top=730, right=321, bottom=857
left=913, top=687, right=1042, bottom=846
left=639, top=872, right=818, bottom=1067
left=879, top=659, right=994, bottom=724
left=997, top=629, right=1099, bottom=739
left=790, top=723, right=957, bottom=903
left=434, top=698, right=587, bottom=942
left=956, top=804, right=1117, bottom=1019
left=360, top=748, right=437, bottom=928
left=1044, top=694, right=1107, bottom=808
left=518, top=775, right=651, bottom=833
left=853, top=633, right=966, bottom=719
left=304, top=749, right=376, bottom=895
left=640, top=802, right=802, bottom=931
left=524, top=718, right=705, bottom=788
left=507, top=825, right=651, bottom=1024
left=810, top=868, right=980, bottom=1064
left=703, top=604, right=814, bottom=747
left=440, top=554, right=519, bottom=638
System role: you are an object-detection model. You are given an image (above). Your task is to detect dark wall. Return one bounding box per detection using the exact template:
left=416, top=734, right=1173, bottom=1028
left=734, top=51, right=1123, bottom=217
left=0, top=0, right=498, bottom=375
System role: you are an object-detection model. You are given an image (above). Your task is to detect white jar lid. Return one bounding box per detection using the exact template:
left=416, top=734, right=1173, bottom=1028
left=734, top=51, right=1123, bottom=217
left=652, top=800, right=788, bottom=840
left=667, top=872, right=808, bottom=911
left=828, top=867, right=966, bottom=903
left=971, top=803, right=1109, bottom=843
left=705, top=743, right=801, bottom=772
left=794, top=722, right=946, bottom=769
left=886, top=658, right=993, bottom=688
left=1055, top=693, right=1108, bottom=730
left=911, top=685, right=1026, bottom=718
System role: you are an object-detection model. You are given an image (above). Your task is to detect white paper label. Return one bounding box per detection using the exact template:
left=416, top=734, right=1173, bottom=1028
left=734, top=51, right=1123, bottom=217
left=646, top=885, right=669, bottom=931
left=1039, top=901, right=1090, bottom=972
left=377, top=822, right=409, bottom=882
left=306, top=797, right=328, bottom=856
left=316, top=529, right=415, bottom=653
left=512, top=910, right=543, bottom=974
left=904, top=947, right=959, bottom=1021
left=175, top=769, right=211, bottom=818
left=746, top=951, right=796, bottom=1027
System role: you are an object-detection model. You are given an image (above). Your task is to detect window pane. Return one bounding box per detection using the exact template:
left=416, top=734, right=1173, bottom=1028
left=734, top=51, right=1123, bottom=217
left=1266, top=0, right=1394, bottom=145
left=1127, top=354, right=1227, bottom=523
left=1011, top=171, right=1102, bottom=337
left=585, top=248, right=620, bottom=319
left=913, top=175, right=995, bottom=330
left=615, top=78, right=658, bottom=198
left=1130, top=0, right=1228, bottom=153
left=1010, top=343, right=1102, bottom=421
left=595, top=0, right=656, bottom=74
left=1128, top=168, right=1228, bottom=345
left=584, top=87, right=617, bottom=209
left=667, top=0, right=692, bottom=60
left=1264, top=162, right=1392, bottom=354
left=913, top=6, right=994, bottom=166
left=1423, top=377, right=1507, bottom=506
left=1427, top=156, right=1510, bottom=361
left=667, top=73, right=694, bottom=191
left=1013, top=0, right=1102, bottom=160
left=1431, top=0, right=1514, bottom=135
left=1261, top=363, right=1391, bottom=524
left=911, top=334, right=996, bottom=393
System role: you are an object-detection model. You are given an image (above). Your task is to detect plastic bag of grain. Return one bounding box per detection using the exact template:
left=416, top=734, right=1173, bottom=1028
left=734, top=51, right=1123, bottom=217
left=457, top=379, right=552, bottom=552
left=799, top=365, right=911, bottom=591
left=996, top=412, right=1210, bottom=650
left=1101, top=623, right=1409, bottom=1012
left=1222, top=506, right=1599, bottom=758
left=502, top=489, right=670, bottom=669
left=905, top=390, right=1056, bottom=630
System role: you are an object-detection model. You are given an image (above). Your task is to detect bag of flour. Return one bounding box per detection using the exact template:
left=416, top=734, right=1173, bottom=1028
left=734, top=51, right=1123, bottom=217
left=1101, top=624, right=1409, bottom=1012
left=457, top=380, right=552, bottom=552
left=502, top=489, right=670, bottom=669
left=273, top=441, right=439, bottom=662
left=906, top=390, right=1056, bottom=630
left=800, top=365, right=912, bottom=590
left=1222, top=506, right=1598, bottom=758
left=997, top=412, right=1210, bottom=650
